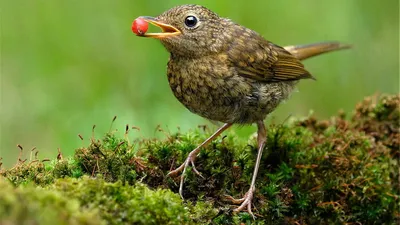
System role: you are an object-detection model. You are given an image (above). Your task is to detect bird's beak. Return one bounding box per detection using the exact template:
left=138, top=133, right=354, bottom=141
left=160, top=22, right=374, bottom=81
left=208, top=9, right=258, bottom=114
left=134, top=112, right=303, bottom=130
left=139, top=16, right=181, bottom=38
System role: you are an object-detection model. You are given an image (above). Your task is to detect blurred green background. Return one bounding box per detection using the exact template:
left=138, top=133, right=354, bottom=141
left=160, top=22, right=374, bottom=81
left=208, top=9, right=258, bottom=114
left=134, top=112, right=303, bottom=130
left=1, top=0, right=398, bottom=168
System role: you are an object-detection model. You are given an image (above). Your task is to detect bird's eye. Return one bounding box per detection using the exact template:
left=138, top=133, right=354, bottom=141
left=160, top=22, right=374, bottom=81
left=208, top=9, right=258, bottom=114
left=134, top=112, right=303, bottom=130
left=184, top=16, right=198, bottom=28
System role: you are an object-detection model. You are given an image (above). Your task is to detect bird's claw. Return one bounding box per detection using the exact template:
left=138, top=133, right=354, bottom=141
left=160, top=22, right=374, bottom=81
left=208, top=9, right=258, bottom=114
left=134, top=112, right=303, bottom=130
left=167, top=152, right=203, bottom=177
left=190, top=160, right=204, bottom=178
left=225, top=189, right=256, bottom=219
left=167, top=151, right=203, bottom=199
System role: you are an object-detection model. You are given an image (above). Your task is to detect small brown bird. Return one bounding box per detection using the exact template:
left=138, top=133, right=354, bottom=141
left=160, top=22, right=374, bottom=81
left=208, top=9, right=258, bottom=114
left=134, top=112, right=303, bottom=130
left=134, top=4, right=349, bottom=217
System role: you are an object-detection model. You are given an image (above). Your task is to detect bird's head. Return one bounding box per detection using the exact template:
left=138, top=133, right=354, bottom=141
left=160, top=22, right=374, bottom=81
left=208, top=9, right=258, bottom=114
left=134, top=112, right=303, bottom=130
left=138, top=4, right=230, bottom=58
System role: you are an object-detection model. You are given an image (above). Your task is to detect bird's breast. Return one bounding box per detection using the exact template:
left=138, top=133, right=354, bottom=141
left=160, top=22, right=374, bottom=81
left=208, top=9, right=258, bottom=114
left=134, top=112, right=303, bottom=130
left=166, top=54, right=295, bottom=124
left=167, top=54, right=247, bottom=121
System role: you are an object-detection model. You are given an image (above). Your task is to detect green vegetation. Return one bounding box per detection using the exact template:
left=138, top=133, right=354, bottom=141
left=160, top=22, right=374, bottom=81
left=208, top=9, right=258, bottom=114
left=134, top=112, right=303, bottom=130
left=1, top=94, right=398, bottom=224
left=2, top=1, right=398, bottom=223
left=2, top=0, right=399, bottom=167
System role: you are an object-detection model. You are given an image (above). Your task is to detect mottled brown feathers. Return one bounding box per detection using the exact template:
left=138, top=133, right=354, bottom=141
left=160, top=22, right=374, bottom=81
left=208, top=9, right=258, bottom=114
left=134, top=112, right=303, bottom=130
left=225, top=24, right=314, bottom=82
left=145, top=5, right=335, bottom=124
left=137, top=4, right=349, bottom=215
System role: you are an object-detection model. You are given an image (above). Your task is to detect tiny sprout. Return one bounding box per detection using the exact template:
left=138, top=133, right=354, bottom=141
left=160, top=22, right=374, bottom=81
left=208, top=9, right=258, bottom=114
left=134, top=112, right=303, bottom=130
left=282, top=113, right=293, bottom=125
left=92, top=125, right=96, bottom=140
left=16, top=144, right=23, bottom=164
left=109, top=116, right=117, bottom=132
left=198, top=125, right=208, bottom=132
left=30, top=147, right=37, bottom=161
left=117, top=141, right=125, bottom=148
left=57, top=148, right=63, bottom=160
left=132, top=126, right=141, bottom=131
left=155, top=125, right=170, bottom=137
left=114, top=141, right=126, bottom=153
left=125, top=124, right=129, bottom=134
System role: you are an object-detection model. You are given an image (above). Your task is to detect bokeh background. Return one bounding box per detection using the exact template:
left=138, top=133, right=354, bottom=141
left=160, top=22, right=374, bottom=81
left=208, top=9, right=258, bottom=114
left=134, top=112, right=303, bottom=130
left=1, top=0, right=399, bottom=168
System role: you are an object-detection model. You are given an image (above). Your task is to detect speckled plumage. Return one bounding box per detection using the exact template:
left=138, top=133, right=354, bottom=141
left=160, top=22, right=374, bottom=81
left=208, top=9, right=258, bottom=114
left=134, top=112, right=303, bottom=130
left=156, top=5, right=311, bottom=124
left=136, top=4, right=349, bottom=216
left=167, top=55, right=297, bottom=124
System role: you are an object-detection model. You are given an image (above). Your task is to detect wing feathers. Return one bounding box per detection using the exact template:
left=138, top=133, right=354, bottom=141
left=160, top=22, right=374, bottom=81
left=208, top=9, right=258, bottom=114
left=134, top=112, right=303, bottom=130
left=227, top=35, right=314, bottom=82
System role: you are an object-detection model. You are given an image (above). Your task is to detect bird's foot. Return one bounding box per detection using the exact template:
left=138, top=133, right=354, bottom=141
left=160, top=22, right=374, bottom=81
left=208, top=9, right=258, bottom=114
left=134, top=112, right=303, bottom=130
left=167, top=149, right=204, bottom=199
left=167, top=123, right=232, bottom=199
left=225, top=187, right=256, bottom=219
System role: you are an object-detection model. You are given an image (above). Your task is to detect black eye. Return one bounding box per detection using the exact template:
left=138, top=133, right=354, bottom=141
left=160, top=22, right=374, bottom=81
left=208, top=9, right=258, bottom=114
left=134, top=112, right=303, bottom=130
left=184, top=16, right=198, bottom=28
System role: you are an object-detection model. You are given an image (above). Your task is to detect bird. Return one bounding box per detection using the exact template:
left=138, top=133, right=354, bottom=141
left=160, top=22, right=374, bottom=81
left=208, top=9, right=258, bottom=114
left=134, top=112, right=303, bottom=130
left=133, top=4, right=350, bottom=217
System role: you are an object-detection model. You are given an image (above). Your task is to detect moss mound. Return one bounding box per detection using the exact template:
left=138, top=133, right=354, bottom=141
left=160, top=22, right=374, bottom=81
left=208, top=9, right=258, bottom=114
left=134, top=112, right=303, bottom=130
left=1, top=94, right=399, bottom=224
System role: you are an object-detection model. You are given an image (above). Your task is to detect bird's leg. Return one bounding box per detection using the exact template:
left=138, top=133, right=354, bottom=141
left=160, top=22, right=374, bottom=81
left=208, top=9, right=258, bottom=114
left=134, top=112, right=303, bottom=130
left=227, top=121, right=267, bottom=218
left=168, top=123, right=232, bottom=199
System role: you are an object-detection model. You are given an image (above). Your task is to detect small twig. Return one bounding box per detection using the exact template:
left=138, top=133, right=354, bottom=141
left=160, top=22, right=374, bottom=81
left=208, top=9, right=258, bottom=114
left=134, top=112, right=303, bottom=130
left=57, top=148, right=63, bottom=160
left=114, top=141, right=126, bottom=154
left=78, top=133, right=84, bottom=146
left=91, top=157, right=99, bottom=177
left=154, top=124, right=171, bottom=138
left=29, top=159, right=39, bottom=164
left=198, top=124, right=208, bottom=132
left=30, top=147, right=37, bottom=161
left=109, top=116, right=117, bottom=132
left=169, top=158, right=176, bottom=172
left=124, top=124, right=131, bottom=145
left=34, top=150, right=39, bottom=160
left=16, top=144, right=23, bottom=164
left=132, top=126, right=140, bottom=131
left=92, top=125, right=96, bottom=141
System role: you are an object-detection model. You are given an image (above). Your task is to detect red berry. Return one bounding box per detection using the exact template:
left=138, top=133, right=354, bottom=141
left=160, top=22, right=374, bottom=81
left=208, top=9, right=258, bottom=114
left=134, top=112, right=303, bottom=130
left=132, top=18, right=149, bottom=36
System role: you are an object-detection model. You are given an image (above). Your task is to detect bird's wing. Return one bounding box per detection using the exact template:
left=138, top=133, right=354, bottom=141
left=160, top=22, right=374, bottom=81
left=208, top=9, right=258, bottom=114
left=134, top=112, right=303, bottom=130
left=227, top=36, right=314, bottom=82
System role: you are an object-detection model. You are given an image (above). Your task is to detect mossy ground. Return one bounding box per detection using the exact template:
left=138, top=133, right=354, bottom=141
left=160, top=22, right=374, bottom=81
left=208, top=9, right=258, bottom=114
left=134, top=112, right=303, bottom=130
left=1, top=94, right=399, bottom=225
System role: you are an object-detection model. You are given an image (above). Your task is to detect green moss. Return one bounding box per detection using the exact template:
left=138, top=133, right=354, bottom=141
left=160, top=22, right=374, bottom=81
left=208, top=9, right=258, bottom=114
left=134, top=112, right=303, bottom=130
left=1, top=158, right=81, bottom=186
left=0, top=94, right=399, bottom=224
left=52, top=176, right=217, bottom=225
left=74, top=133, right=138, bottom=185
left=0, top=176, right=217, bottom=225
left=0, top=177, right=104, bottom=225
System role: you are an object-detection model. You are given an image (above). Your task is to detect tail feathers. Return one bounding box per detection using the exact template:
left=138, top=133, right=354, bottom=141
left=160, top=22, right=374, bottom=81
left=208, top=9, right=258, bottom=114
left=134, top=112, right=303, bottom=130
left=284, top=41, right=351, bottom=61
